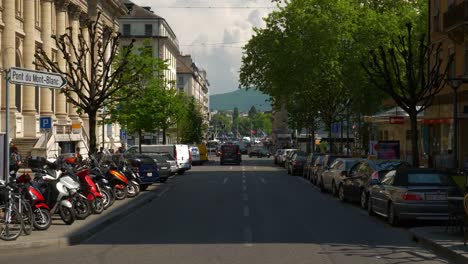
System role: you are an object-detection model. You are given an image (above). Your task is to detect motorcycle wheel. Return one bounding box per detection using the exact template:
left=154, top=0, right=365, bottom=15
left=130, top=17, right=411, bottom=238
left=59, top=206, right=75, bottom=225
left=114, top=186, right=127, bottom=200
left=32, top=208, right=52, bottom=231
left=21, top=200, right=33, bottom=235
left=73, top=195, right=92, bottom=220
left=126, top=182, right=140, bottom=198
left=101, top=188, right=113, bottom=209
left=93, top=197, right=105, bottom=214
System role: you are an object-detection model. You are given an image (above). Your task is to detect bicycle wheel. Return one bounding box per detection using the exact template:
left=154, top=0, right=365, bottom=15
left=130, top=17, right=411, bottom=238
left=20, top=200, right=33, bottom=235
left=0, top=204, right=23, bottom=241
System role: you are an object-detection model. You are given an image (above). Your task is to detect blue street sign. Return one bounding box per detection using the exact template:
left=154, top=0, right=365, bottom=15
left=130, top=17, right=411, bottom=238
left=331, top=123, right=340, bottom=134
left=120, top=130, right=127, bottom=140
left=40, top=117, right=52, bottom=129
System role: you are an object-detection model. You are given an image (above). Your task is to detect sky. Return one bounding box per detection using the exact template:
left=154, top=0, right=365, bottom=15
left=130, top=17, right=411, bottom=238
left=130, top=0, right=276, bottom=95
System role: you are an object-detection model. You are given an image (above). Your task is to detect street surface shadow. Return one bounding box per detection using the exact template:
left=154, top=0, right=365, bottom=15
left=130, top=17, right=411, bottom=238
left=70, top=160, right=449, bottom=263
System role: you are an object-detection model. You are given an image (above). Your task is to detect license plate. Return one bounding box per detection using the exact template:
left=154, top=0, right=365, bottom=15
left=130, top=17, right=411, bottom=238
left=147, top=173, right=153, bottom=177
left=162, top=167, right=167, bottom=170
left=425, top=194, right=446, bottom=201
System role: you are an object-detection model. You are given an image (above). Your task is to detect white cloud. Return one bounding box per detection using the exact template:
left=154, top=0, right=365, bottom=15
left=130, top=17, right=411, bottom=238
left=129, top=0, right=273, bottom=94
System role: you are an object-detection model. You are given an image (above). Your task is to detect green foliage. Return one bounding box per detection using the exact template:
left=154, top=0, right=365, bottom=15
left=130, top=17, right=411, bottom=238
left=248, top=106, right=257, bottom=118
left=211, top=113, right=232, bottom=132
left=239, top=0, right=427, bottom=135
left=179, top=97, right=206, bottom=144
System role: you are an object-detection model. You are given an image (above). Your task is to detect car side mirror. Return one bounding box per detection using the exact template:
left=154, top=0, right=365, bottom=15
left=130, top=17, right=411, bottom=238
left=371, top=178, right=381, bottom=185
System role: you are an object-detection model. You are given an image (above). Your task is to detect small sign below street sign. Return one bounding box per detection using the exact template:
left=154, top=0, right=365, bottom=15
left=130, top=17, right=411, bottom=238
left=120, top=130, right=127, bottom=140
left=9, top=67, right=67, bottom=89
left=39, top=117, right=52, bottom=129
left=72, top=122, right=81, bottom=134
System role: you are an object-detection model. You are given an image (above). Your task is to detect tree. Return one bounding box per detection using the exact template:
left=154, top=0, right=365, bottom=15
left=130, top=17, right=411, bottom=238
left=110, top=45, right=170, bottom=152
left=34, top=13, right=146, bottom=154
left=362, top=23, right=451, bottom=167
left=248, top=106, right=257, bottom=118
left=154, top=89, right=187, bottom=144
left=233, top=107, right=239, bottom=125
left=180, top=97, right=205, bottom=144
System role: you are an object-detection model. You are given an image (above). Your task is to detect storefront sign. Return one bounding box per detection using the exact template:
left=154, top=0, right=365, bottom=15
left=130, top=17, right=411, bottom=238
left=421, top=118, right=451, bottom=124
left=377, top=140, right=400, bottom=159
left=389, top=116, right=404, bottom=124
left=71, top=123, right=81, bottom=134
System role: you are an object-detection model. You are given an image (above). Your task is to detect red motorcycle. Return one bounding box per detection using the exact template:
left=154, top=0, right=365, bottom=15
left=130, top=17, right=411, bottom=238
left=75, top=169, right=105, bottom=214
left=16, top=173, right=52, bottom=231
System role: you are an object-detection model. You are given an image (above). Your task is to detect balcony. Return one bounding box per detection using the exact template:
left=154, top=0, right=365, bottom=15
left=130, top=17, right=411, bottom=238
left=444, top=1, right=468, bottom=43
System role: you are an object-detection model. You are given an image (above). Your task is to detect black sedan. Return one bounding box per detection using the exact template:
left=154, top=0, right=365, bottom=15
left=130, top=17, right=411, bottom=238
left=339, top=159, right=411, bottom=209
left=287, top=151, right=307, bottom=176
left=367, top=168, right=463, bottom=226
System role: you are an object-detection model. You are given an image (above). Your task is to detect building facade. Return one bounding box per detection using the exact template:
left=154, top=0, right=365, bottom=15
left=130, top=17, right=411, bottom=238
left=429, top=0, right=468, bottom=169
left=177, top=54, right=210, bottom=125
left=120, top=0, right=179, bottom=86
left=0, top=0, right=126, bottom=158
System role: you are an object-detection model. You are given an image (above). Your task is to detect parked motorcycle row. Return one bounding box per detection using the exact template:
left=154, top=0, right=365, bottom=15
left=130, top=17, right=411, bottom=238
left=0, top=154, right=161, bottom=241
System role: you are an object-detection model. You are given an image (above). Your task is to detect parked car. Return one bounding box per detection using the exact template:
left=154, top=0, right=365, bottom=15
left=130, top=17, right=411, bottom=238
left=310, top=155, right=326, bottom=185
left=124, top=154, right=160, bottom=188
left=220, top=144, right=242, bottom=165
left=321, top=158, right=361, bottom=196
left=126, top=144, right=192, bottom=175
left=367, top=168, right=463, bottom=226
left=283, top=149, right=299, bottom=171
left=278, top=149, right=296, bottom=167
left=190, top=146, right=201, bottom=165
left=274, top=149, right=284, bottom=164
left=315, top=154, right=349, bottom=190
left=339, top=159, right=411, bottom=209
left=303, top=153, right=325, bottom=181
left=248, top=147, right=270, bottom=158
left=149, top=153, right=171, bottom=182
left=287, top=151, right=307, bottom=176
left=157, top=152, right=178, bottom=175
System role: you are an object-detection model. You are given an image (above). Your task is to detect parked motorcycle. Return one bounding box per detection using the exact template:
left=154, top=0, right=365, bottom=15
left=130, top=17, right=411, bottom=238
left=75, top=168, right=104, bottom=214
left=120, top=163, right=140, bottom=198
left=88, top=157, right=115, bottom=209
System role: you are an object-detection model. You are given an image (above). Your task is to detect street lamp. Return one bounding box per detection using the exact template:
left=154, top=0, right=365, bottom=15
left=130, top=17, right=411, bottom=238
left=447, top=75, right=468, bottom=170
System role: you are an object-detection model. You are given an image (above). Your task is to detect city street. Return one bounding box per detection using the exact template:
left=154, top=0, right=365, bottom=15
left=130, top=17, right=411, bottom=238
left=0, top=157, right=448, bottom=264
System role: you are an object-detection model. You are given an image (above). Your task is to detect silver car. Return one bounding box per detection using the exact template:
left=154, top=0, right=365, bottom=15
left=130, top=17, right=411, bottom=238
left=368, top=168, right=463, bottom=226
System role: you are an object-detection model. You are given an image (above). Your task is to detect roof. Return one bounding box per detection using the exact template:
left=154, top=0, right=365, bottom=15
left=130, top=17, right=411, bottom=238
left=177, top=57, right=193, bottom=74
left=120, top=0, right=163, bottom=19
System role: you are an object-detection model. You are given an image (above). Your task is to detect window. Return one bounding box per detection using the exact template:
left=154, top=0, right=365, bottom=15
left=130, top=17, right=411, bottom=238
left=123, top=24, right=131, bottom=36
left=178, top=76, right=184, bottom=85
left=145, top=24, right=153, bottom=36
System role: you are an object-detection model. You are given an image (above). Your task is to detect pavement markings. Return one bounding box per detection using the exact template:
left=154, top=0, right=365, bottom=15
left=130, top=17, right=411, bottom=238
left=223, top=177, right=228, bottom=184
left=243, top=193, right=248, bottom=201
left=243, top=185, right=247, bottom=191
left=260, top=177, right=266, bottom=184
left=243, top=205, right=250, bottom=217
left=242, top=179, right=246, bottom=184
left=243, top=227, right=253, bottom=247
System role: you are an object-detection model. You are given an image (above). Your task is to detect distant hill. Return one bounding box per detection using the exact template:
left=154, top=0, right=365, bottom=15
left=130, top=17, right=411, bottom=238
left=210, top=89, right=271, bottom=112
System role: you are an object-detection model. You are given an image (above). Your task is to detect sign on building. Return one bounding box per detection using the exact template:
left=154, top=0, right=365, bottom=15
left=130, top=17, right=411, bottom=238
left=40, top=117, right=52, bottom=129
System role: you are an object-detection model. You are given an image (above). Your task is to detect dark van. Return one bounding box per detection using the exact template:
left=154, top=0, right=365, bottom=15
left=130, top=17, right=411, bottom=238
left=220, top=144, right=242, bottom=165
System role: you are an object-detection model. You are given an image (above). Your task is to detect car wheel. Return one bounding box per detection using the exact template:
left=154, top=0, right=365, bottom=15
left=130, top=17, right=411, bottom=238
left=360, top=190, right=368, bottom=209
left=367, top=196, right=375, bottom=216
left=331, top=181, right=337, bottom=196
left=338, top=185, right=346, bottom=202
left=388, top=203, right=399, bottom=226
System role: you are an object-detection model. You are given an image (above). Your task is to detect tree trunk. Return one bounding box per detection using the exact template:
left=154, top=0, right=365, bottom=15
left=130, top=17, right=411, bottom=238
left=138, top=129, right=142, bottom=154
left=311, top=125, right=315, bottom=154
left=306, top=127, right=311, bottom=154
left=409, top=111, right=420, bottom=167
left=88, top=111, right=97, bottom=154
left=162, top=128, right=167, bottom=144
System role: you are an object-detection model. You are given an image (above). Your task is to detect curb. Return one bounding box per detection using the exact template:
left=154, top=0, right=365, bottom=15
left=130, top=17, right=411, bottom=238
left=410, top=228, right=468, bottom=264
left=0, top=187, right=163, bottom=253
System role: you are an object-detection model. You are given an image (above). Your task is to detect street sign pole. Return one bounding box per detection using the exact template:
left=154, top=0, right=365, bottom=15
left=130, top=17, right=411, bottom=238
left=4, top=70, right=10, bottom=184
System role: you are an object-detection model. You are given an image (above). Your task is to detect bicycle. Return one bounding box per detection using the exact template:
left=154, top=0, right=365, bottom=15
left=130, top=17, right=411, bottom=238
left=0, top=181, right=24, bottom=241
left=12, top=181, right=33, bottom=235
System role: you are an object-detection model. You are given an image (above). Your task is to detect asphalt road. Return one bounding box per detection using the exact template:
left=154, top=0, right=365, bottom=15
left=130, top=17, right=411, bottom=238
left=1, top=157, right=448, bottom=264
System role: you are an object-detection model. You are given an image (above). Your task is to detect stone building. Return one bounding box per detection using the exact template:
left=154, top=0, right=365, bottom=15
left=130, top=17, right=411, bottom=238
left=177, top=54, right=210, bottom=126
left=0, top=0, right=126, bottom=158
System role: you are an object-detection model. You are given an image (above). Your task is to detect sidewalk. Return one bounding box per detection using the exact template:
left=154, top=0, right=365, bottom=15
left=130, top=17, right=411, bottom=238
left=0, top=182, right=170, bottom=252
left=410, top=226, right=468, bottom=264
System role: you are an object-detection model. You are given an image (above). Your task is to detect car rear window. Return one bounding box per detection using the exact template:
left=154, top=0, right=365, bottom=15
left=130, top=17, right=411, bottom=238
left=375, top=161, right=410, bottom=170
left=406, top=172, right=455, bottom=186
left=221, top=145, right=238, bottom=153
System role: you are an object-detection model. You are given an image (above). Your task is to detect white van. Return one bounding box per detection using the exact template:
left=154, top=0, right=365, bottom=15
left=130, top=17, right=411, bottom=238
left=126, top=144, right=192, bottom=174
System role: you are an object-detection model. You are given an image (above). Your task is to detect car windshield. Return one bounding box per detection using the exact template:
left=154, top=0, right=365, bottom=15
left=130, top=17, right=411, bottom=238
left=407, top=172, right=455, bottom=186
left=375, top=161, right=410, bottom=170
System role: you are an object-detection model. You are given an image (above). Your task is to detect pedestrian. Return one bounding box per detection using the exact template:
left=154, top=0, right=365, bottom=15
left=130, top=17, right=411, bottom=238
left=10, top=146, right=22, bottom=176
left=116, top=144, right=126, bottom=154
left=75, top=147, right=83, bottom=163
